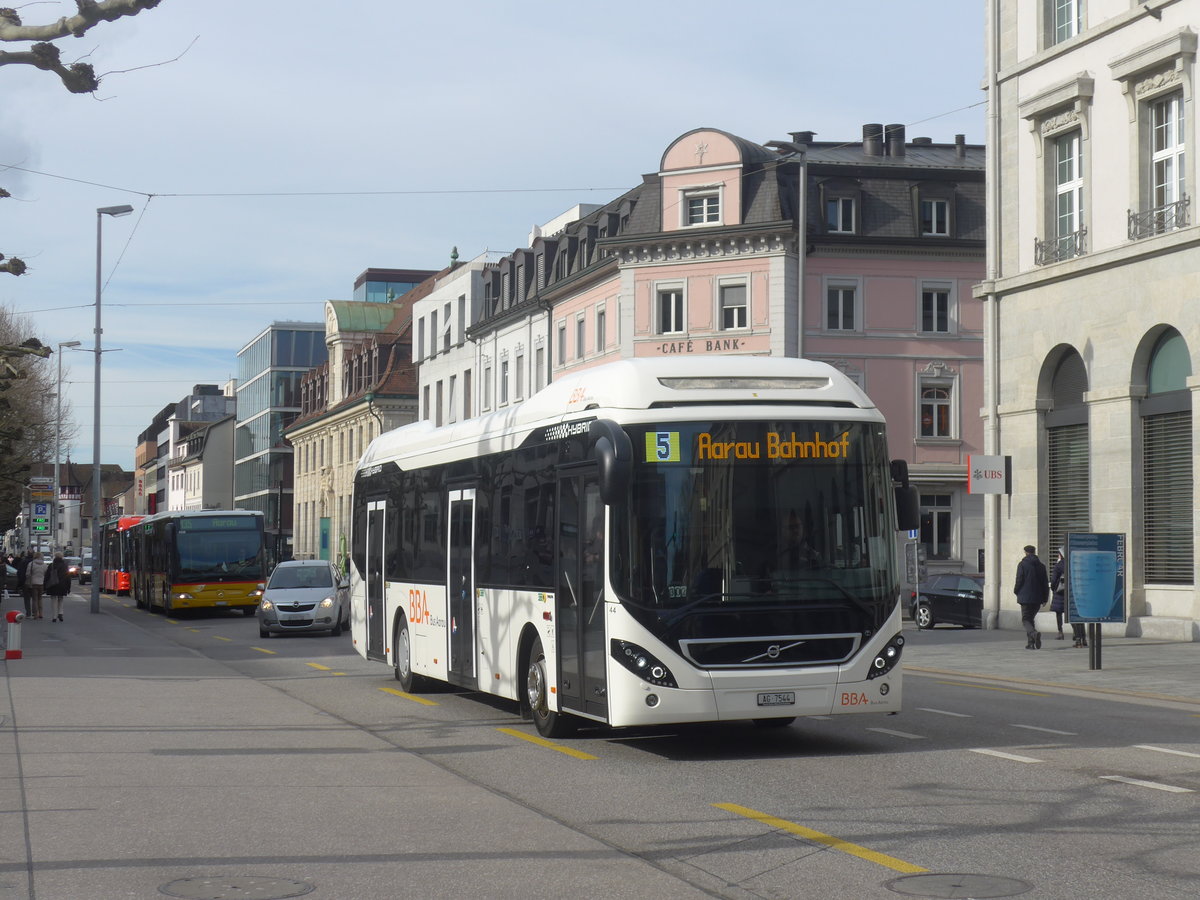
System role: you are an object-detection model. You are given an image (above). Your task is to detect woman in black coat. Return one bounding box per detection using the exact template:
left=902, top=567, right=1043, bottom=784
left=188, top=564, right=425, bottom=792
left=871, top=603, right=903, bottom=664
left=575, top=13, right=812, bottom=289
left=46, top=552, right=72, bottom=623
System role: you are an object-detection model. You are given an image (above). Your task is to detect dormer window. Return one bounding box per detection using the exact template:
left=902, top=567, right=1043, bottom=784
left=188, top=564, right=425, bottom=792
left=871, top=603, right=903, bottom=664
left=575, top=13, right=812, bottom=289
left=826, top=197, right=855, bottom=233
left=683, top=188, right=721, bottom=226
left=920, top=198, right=951, bottom=236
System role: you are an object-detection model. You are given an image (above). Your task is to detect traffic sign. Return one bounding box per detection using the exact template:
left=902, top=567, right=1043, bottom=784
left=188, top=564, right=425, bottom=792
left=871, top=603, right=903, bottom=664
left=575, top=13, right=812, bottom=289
left=34, top=502, right=48, bottom=516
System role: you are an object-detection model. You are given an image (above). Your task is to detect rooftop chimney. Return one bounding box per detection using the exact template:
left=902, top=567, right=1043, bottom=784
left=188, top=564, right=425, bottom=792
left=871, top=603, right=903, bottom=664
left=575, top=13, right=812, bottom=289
left=863, top=123, right=884, bottom=157
left=789, top=131, right=816, bottom=145
left=885, top=123, right=905, bottom=157
left=955, top=134, right=966, bottom=157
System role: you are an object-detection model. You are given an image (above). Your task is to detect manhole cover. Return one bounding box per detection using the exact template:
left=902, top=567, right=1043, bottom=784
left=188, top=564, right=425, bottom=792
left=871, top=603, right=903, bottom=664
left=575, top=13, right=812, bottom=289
left=886, top=873, right=1032, bottom=898
left=160, top=876, right=315, bottom=900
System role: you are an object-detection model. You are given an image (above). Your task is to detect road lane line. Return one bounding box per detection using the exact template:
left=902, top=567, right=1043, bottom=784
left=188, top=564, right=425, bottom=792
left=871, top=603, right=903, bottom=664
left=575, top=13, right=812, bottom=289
left=212, top=636, right=232, bottom=642
left=916, top=707, right=972, bottom=717
left=497, top=727, right=598, bottom=760
left=866, top=728, right=925, bottom=740
left=378, top=686, right=438, bottom=706
left=937, top=681, right=1050, bottom=697
left=1134, top=744, right=1200, bottom=759
left=713, top=803, right=927, bottom=874
left=306, top=663, right=332, bottom=671
left=1011, top=724, right=1076, bottom=735
left=970, top=748, right=1043, bottom=763
left=251, top=646, right=277, bottom=655
left=1100, top=775, right=1193, bottom=794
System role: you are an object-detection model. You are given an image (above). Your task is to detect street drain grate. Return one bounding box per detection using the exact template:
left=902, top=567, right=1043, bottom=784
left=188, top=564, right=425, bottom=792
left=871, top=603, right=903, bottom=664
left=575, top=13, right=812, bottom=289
left=886, top=873, right=1032, bottom=898
left=160, top=876, right=315, bottom=899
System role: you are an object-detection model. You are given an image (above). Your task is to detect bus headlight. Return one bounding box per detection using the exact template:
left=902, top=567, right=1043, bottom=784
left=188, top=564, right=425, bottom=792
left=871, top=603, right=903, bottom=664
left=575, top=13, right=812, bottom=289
left=176, top=593, right=193, bottom=600
left=611, top=640, right=677, bottom=688
left=866, top=633, right=904, bottom=679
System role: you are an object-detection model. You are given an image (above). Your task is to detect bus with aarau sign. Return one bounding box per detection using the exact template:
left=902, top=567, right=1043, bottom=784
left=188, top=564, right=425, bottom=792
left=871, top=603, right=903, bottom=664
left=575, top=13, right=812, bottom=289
left=349, top=357, right=919, bottom=736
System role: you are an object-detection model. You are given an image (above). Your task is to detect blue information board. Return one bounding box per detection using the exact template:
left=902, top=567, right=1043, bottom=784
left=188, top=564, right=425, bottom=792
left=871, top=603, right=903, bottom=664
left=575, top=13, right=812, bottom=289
left=1065, top=532, right=1126, bottom=624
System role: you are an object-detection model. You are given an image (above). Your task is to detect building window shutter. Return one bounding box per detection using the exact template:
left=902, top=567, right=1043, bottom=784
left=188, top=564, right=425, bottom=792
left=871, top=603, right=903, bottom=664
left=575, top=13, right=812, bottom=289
left=1142, top=410, right=1193, bottom=583
left=1046, top=423, right=1089, bottom=557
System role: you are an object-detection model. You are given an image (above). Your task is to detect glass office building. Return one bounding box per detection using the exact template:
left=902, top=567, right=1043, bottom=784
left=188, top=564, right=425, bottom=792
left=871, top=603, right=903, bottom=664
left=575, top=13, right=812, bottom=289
left=235, top=322, right=327, bottom=560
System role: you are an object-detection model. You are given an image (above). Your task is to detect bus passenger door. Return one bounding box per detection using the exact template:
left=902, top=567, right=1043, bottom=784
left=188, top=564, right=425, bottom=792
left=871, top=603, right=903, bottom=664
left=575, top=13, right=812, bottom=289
left=447, top=489, right=476, bottom=687
left=556, top=470, right=608, bottom=721
left=365, top=499, right=386, bottom=662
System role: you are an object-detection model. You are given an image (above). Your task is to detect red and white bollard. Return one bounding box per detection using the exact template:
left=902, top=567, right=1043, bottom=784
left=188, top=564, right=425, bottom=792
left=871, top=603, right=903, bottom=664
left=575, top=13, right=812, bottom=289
left=5, top=610, right=25, bottom=660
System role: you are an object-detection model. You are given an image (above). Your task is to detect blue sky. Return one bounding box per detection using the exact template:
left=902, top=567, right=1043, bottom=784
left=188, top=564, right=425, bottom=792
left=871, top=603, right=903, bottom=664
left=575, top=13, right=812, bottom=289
left=2, top=0, right=986, bottom=470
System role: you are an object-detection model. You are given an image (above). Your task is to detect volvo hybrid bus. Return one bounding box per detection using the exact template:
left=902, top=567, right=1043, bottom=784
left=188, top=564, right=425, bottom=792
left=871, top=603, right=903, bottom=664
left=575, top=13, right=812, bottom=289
left=130, top=510, right=266, bottom=615
left=349, top=357, right=918, bottom=737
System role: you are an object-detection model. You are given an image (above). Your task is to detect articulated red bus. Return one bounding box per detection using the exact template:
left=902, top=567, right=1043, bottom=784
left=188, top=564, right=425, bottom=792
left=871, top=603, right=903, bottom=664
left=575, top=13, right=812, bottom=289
left=100, top=515, right=144, bottom=594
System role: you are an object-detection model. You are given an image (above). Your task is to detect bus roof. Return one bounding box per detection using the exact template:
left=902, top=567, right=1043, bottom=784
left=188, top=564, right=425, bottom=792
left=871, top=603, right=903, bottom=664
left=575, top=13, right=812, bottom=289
left=137, top=509, right=264, bottom=526
left=360, top=356, right=879, bottom=472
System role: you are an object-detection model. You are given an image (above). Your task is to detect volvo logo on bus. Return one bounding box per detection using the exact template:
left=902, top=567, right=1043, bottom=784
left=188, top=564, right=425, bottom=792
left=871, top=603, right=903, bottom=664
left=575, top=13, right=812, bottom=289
left=766, top=645, right=781, bottom=659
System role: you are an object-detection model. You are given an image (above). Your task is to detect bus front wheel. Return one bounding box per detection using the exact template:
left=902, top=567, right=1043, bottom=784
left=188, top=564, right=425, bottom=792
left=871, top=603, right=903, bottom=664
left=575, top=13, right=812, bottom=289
left=393, top=619, right=428, bottom=693
left=526, top=638, right=576, bottom=739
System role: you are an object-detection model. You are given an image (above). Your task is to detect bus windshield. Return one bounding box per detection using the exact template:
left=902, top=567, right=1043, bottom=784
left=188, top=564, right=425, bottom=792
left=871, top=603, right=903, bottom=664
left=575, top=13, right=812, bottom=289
left=176, top=529, right=263, bottom=580
left=613, top=420, right=897, bottom=629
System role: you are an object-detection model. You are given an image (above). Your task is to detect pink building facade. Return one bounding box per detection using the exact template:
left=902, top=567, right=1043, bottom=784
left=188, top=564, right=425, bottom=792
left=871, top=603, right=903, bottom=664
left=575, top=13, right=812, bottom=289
left=458, top=125, right=984, bottom=580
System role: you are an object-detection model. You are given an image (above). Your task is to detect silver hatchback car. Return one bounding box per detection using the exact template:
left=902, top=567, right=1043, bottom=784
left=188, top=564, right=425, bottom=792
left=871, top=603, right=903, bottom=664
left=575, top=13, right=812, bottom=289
left=257, top=560, right=350, bottom=638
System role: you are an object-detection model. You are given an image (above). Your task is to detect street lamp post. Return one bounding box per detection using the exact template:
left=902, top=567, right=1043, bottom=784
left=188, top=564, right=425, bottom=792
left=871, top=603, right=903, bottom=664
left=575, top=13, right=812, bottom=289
left=92, top=204, right=133, bottom=615
left=53, top=340, right=82, bottom=553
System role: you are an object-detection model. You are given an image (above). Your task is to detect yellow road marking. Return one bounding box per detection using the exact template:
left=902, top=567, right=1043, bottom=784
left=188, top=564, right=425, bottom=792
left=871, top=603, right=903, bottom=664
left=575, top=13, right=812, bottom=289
left=307, top=663, right=332, bottom=671
left=714, top=803, right=927, bottom=874
left=251, top=646, right=276, bottom=655
left=379, top=686, right=438, bottom=706
left=187, top=628, right=201, bottom=633
left=935, top=680, right=1050, bottom=697
left=497, top=727, right=598, bottom=760
left=213, top=636, right=232, bottom=642
left=165, top=618, right=179, bottom=625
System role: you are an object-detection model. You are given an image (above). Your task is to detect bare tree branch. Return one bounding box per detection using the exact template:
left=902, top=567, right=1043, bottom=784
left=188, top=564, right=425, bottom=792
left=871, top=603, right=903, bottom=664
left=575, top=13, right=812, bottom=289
left=0, top=1, right=163, bottom=92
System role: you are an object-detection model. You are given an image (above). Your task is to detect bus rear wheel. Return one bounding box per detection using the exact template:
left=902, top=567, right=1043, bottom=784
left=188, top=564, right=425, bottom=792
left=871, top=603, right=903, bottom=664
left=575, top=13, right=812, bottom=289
left=526, top=638, right=576, bottom=739
left=393, top=619, right=428, bottom=693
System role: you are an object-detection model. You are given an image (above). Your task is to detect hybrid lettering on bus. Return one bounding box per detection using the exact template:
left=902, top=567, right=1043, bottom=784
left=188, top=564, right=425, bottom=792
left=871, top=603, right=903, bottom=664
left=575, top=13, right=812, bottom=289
left=349, top=358, right=919, bottom=737
left=130, top=510, right=266, bottom=615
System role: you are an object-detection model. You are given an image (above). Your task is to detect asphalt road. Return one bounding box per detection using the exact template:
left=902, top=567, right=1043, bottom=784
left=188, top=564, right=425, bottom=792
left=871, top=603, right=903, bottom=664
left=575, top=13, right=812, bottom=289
left=2, top=591, right=1196, bottom=900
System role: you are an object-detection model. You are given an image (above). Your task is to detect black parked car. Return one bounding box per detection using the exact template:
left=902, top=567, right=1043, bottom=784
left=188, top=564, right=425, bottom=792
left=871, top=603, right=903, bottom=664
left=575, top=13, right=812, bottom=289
left=910, top=574, right=984, bottom=629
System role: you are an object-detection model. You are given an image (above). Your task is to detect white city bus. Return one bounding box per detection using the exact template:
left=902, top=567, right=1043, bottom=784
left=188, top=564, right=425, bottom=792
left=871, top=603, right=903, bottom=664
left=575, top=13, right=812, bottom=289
left=349, top=357, right=918, bottom=737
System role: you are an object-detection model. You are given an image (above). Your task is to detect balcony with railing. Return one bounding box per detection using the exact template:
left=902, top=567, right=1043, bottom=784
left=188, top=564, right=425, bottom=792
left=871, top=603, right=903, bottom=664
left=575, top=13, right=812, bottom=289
left=1128, top=196, right=1190, bottom=240
left=1034, top=228, right=1087, bottom=266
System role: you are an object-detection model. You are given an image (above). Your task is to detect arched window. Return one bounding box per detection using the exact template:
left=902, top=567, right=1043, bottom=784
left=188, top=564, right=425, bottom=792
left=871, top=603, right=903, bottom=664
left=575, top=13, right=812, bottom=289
left=1045, top=350, right=1089, bottom=557
left=1142, top=329, right=1193, bottom=584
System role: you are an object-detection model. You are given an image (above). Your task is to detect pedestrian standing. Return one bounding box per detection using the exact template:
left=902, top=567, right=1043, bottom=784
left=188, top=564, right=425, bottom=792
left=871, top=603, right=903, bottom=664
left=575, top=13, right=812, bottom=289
left=27, top=553, right=47, bottom=620
left=15, top=550, right=33, bottom=616
left=1013, top=544, right=1049, bottom=649
left=1050, top=548, right=1067, bottom=640
left=46, top=552, right=71, bottom=623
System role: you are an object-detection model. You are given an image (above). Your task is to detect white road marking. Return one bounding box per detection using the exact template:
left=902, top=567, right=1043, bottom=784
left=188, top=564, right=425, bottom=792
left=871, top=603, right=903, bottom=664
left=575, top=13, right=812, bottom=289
left=867, top=727, right=925, bottom=740
left=970, top=748, right=1043, bottom=763
left=1011, top=724, right=1076, bottom=736
left=1100, top=775, right=1193, bottom=794
left=917, top=707, right=972, bottom=717
left=1134, top=744, right=1200, bottom=759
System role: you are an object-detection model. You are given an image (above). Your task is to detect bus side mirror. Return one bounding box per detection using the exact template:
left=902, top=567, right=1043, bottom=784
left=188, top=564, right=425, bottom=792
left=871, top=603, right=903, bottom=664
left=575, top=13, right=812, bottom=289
left=589, top=419, right=632, bottom=506
left=894, top=485, right=920, bottom=533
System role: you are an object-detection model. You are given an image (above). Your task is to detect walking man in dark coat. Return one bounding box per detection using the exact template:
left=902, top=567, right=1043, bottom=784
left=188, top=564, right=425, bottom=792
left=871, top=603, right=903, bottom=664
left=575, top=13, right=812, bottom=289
left=1013, top=544, right=1049, bottom=649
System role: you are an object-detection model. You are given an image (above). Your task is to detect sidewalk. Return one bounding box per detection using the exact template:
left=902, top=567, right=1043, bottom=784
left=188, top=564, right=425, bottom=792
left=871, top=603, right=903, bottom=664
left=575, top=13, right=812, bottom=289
left=0, top=593, right=711, bottom=900
left=903, top=621, right=1200, bottom=708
